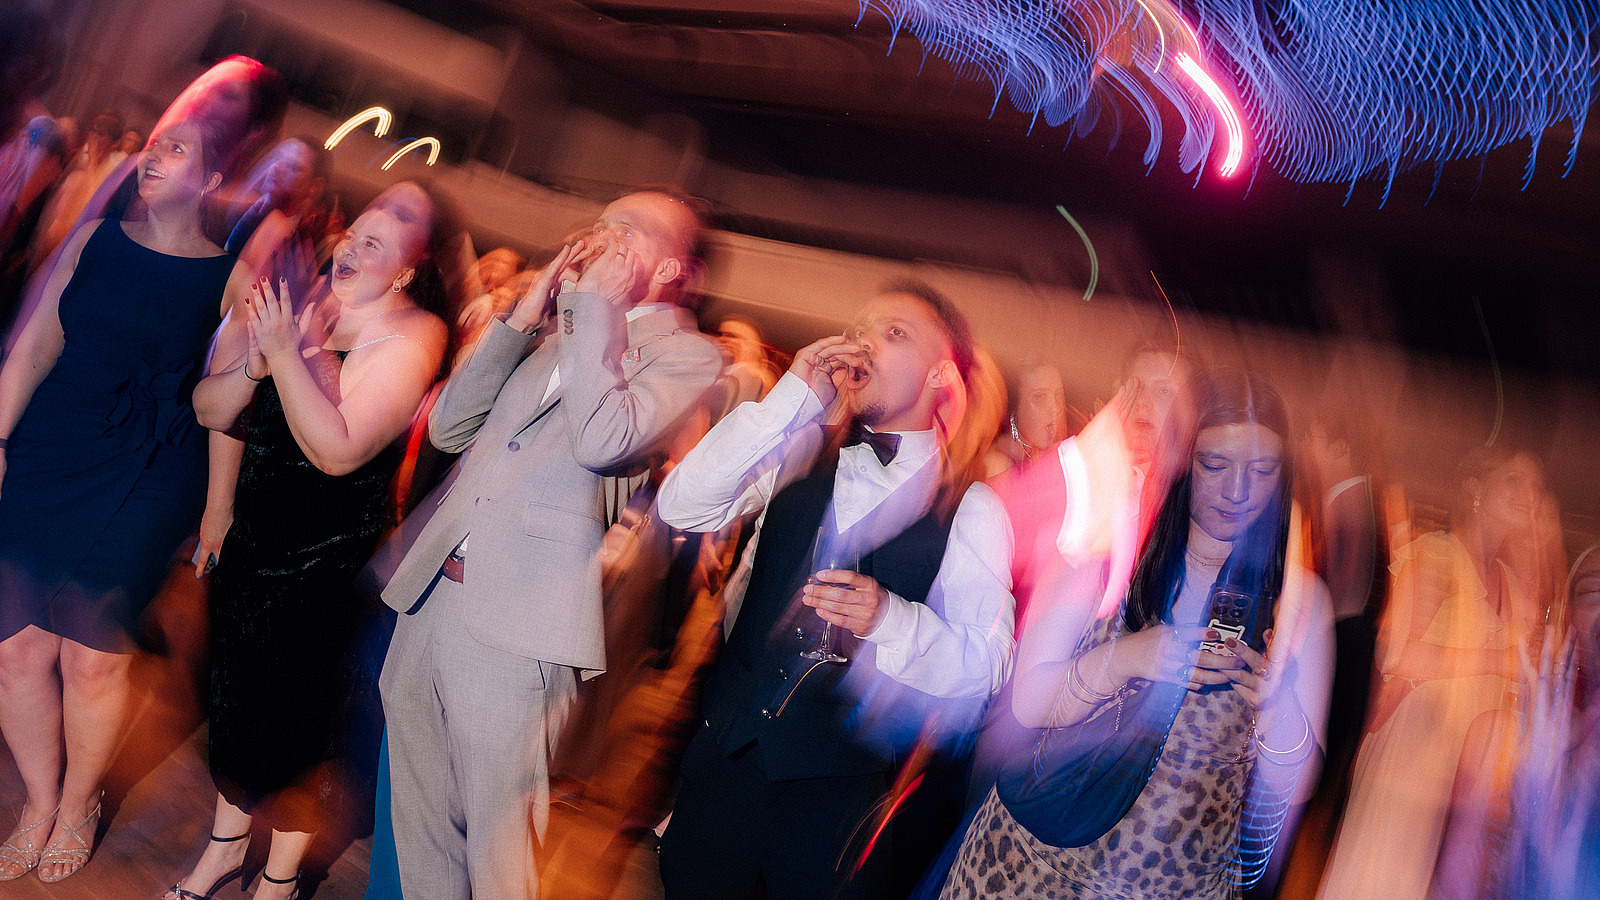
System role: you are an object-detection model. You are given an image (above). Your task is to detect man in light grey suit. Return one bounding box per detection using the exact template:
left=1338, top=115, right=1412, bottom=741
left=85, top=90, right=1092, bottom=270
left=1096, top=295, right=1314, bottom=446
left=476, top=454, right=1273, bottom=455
left=377, top=188, right=724, bottom=900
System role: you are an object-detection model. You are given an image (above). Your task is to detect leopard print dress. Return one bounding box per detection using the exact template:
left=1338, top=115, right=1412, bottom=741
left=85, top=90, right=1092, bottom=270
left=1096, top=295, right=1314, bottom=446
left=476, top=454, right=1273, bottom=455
left=939, top=686, right=1254, bottom=899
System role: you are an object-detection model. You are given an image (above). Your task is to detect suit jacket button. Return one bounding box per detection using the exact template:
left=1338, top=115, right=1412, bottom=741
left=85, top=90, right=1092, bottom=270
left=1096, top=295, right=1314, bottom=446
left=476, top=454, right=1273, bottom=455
left=508, top=440, right=521, bottom=451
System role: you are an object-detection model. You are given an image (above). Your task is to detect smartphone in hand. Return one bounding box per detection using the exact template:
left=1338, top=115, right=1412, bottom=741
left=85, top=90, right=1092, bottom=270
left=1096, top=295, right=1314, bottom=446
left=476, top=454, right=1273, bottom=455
left=190, top=543, right=217, bottom=577
left=1200, top=586, right=1255, bottom=654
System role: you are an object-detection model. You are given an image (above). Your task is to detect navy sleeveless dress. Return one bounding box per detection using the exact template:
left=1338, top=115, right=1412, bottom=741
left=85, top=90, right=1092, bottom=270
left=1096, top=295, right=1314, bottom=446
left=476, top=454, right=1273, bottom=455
left=207, top=362, right=402, bottom=828
left=0, top=220, right=232, bottom=652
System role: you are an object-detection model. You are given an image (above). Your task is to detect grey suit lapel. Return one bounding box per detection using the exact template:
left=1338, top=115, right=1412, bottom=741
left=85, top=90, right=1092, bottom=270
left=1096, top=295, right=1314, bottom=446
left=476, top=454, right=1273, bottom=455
left=513, top=334, right=564, bottom=433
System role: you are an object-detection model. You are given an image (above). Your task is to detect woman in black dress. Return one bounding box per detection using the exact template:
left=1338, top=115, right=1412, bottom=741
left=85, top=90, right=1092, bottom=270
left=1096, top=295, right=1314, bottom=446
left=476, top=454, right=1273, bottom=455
left=166, top=181, right=453, bottom=900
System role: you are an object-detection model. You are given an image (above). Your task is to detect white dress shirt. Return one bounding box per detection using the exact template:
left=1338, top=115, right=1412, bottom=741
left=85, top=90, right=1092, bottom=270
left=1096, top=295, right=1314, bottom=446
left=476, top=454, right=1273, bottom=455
left=658, top=371, right=1016, bottom=701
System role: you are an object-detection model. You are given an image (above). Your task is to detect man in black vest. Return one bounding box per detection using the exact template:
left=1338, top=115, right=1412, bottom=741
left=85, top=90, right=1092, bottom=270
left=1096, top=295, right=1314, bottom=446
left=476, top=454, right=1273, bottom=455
left=655, top=282, right=1015, bottom=899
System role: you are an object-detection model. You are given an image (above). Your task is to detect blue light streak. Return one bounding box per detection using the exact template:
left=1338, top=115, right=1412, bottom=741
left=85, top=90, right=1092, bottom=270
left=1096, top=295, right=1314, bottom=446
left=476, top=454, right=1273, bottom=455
left=859, top=1, right=1600, bottom=195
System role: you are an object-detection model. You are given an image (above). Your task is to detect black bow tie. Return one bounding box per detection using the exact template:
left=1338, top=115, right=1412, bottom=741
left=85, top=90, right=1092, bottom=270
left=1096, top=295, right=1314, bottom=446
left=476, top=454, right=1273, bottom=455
left=844, top=421, right=901, bottom=466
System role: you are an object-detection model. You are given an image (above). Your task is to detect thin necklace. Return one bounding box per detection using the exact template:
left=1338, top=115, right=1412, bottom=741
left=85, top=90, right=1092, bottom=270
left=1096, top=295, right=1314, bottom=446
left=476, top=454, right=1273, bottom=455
left=331, top=307, right=407, bottom=353
left=1186, top=545, right=1229, bottom=568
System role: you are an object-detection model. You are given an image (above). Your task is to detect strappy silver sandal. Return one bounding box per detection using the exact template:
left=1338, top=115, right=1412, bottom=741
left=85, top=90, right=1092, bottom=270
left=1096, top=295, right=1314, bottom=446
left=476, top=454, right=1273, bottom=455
left=36, top=800, right=98, bottom=883
left=0, top=805, right=57, bottom=880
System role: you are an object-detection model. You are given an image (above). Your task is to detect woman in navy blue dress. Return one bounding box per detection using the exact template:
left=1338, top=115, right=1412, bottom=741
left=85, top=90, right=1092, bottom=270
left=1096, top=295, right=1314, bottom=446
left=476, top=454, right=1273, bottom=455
left=0, top=118, right=242, bottom=882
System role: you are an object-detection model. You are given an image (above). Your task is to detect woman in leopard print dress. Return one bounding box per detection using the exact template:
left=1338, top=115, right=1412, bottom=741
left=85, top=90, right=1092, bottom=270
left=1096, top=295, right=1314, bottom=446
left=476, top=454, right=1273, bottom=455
left=937, top=370, right=1334, bottom=899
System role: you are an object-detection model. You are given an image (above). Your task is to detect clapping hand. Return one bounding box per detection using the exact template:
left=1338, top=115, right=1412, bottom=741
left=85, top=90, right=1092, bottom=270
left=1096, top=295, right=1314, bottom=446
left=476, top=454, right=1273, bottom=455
left=247, top=275, right=326, bottom=370
left=1518, top=626, right=1577, bottom=809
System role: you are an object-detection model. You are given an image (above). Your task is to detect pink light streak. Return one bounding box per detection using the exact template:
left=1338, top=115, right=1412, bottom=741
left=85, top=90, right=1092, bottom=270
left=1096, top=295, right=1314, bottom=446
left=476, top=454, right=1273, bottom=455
left=851, top=773, right=924, bottom=875
left=1174, top=51, right=1246, bottom=177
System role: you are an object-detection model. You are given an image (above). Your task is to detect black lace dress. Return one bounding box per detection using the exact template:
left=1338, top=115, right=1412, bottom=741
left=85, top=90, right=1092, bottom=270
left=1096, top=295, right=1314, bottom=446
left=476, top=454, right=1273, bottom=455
left=207, top=357, right=401, bottom=828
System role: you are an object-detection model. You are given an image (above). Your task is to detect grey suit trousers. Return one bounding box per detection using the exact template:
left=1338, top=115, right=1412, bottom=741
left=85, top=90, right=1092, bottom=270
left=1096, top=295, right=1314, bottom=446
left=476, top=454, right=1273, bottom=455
left=380, top=571, right=578, bottom=900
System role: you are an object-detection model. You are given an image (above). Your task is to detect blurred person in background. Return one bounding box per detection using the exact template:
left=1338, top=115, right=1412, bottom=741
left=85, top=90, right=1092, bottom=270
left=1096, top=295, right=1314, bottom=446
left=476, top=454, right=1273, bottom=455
left=451, top=246, right=526, bottom=365
left=964, top=342, right=1197, bottom=813
left=1506, top=546, right=1600, bottom=899
left=1269, top=407, right=1390, bottom=894
left=53, top=118, right=80, bottom=162
left=1320, top=445, right=1559, bottom=899
left=372, top=187, right=722, bottom=900
left=1302, top=410, right=1387, bottom=791
left=467, top=245, right=523, bottom=300
left=935, top=368, right=1333, bottom=900
left=116, top=129, right=143, bottom=159
left=31, top=111, right=122, bottom=263
left=0, top=117, right=66, bottom=252
left=996, top=342, right=1197, bottom=631
left=0, top=115, right=242, bottom=883
left=167, top=180, right=455, bottom=900
left=656, top=280, right=1011, bottom=900
left=0, top=117, right=68, bottom=323
left=223, top=135, right=331, bottom=258
left=708, top=315, right=782, bottom=418
left=983, top=359, right=1073, bottom=479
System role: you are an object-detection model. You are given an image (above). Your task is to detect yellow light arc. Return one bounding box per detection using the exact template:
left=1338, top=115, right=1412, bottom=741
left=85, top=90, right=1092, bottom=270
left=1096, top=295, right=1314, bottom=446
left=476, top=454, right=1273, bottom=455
left=380, top=137, right=442, bottom=170
left=1131, top=0, right=1167, bottom=73
left=324, top=107, right=393, bottom=150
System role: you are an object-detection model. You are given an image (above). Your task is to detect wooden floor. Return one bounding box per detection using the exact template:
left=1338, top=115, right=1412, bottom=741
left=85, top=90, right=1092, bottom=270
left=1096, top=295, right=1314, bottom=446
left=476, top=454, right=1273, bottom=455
left=0, top=726, right=374, bottom=900
left=0, top=568, right=375, bottom=900
left=0, top=561, right=670, bottom=900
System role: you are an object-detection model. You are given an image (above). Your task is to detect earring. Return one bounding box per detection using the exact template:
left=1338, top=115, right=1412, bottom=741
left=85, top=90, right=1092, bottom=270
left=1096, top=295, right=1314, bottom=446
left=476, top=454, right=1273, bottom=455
left=391, top=278, right=405, bottom=293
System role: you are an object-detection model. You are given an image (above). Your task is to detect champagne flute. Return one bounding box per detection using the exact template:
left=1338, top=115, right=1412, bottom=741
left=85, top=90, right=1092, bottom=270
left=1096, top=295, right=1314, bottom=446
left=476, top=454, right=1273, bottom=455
left=802, top=526, right=851, bottom=664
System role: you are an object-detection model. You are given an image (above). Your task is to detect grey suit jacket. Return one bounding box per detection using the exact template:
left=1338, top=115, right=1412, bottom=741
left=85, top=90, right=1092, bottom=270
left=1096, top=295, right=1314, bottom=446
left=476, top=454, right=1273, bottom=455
left=378, top=290, right=721, bottom=674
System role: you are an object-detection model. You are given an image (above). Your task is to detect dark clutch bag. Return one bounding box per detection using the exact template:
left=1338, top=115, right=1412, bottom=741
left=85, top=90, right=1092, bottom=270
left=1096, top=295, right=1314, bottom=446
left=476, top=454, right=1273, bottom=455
left=994, top=677, right=1188, bottom=848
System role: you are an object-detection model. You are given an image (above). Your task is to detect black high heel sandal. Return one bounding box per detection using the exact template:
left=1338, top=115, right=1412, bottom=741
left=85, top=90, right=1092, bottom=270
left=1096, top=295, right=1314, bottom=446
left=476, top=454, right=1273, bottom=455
left=259, top=869, right=300, bottom=900
left=162, top=832, right=249, bottom=900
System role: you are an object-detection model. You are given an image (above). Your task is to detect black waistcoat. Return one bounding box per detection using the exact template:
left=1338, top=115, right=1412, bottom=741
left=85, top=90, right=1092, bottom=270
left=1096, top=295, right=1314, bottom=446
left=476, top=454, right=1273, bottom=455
left=694, top=457, right=955, bottom=782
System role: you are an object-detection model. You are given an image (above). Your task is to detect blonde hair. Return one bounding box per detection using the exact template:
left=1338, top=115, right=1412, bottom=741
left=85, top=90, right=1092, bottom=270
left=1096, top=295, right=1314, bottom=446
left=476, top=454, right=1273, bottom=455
left=935, top=341, right=1006, bottom=518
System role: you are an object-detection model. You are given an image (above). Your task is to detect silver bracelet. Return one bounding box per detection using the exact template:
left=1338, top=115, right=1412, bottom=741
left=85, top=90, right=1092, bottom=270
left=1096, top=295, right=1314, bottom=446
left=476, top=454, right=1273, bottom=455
left=1066, top=655, right=1117, bottom=704
left=1255, top=707, right=1313, bottom=762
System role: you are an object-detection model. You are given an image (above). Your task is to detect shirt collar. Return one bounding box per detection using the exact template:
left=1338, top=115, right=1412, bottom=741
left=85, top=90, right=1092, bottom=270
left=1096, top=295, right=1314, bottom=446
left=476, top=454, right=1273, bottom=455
left=864, top=425, right=937, bottom=467
left=626, top=301, right=672, bottom=322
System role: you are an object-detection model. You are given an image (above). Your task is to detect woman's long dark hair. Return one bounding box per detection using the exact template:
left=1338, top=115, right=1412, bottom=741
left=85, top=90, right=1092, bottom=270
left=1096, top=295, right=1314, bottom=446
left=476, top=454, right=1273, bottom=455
left=1125, top=368, right=1295, bottom=633
left=367, top=179, right=467, bottom=325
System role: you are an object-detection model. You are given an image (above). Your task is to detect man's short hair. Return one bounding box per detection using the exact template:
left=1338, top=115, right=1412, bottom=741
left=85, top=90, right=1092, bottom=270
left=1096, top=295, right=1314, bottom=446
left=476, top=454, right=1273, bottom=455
left=878, top=278, right=976, bottom=380
left=625, top=183, right=713, bottom=267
